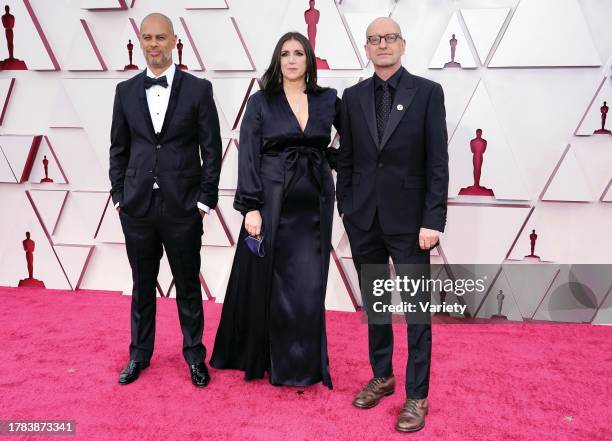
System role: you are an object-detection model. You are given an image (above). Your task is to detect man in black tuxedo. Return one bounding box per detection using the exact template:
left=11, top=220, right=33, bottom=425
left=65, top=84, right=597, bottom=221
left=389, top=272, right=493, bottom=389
left=109, top=13, right=222, bottom=387
left=337, top=17, right=448, bottom=432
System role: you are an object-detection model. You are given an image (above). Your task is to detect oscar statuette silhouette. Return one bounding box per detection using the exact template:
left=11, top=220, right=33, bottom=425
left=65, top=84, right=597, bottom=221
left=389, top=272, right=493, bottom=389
left=593, top=101, right=611, bottom=135
left=0, top=5, right=27, bottom=70
left=491, top=289, right=507, bottom=320
left=40, top=155, right=53, bottom=183
left=305, top=0, right=329, bottom=69
left=18, top=232, right=45, bottom=287
left=523, top=229, right=542, bottom=262
left=443, top=33, right=461, bottom=68
left=459, top=128, right=495, bottom=196
left=177, top=38, right=188, bottom=70
left=124, top=39, right=138, bottom=70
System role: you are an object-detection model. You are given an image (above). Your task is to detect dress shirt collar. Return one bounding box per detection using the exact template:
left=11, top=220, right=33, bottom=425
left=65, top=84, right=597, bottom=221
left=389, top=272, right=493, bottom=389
left=374, top=66, right=403, bottom=91
left=145, top=63, right=176, bottom=88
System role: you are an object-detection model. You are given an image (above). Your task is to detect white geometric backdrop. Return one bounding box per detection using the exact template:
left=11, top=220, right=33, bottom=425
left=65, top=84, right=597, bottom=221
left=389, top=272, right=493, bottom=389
left=0, top=0, right=610, bottom=323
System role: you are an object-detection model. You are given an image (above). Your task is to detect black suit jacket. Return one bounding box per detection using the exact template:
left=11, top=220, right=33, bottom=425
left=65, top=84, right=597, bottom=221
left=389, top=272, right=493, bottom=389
left=337, top=67, right=448, bottom=235
left=109, top=66, right=222, bottom=217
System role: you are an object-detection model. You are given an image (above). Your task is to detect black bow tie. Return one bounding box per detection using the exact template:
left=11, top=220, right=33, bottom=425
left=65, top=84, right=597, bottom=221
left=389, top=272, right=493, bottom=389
left=144, top=75, right=168, bottom=89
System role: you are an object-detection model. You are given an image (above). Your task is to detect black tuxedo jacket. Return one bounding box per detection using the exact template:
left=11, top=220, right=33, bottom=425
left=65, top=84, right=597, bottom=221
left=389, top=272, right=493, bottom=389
left=109, top=66, right=222, bottom=217
left=336, top=67, right=449, bottom=234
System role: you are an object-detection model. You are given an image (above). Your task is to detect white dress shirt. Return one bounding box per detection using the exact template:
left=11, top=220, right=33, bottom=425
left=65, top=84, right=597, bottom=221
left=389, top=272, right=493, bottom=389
left=116, top=63, right=210, bottom=214
left=146, top=63, right=174, bottom=139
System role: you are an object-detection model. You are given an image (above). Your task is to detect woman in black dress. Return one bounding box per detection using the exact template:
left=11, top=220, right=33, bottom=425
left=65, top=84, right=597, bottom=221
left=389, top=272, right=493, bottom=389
left=210, top=32, right=340, bottom=388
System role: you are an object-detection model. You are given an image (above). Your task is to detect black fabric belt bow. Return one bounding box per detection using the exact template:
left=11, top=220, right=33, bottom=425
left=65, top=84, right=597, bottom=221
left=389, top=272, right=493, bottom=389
left=282, top=146, right=322, bottom=197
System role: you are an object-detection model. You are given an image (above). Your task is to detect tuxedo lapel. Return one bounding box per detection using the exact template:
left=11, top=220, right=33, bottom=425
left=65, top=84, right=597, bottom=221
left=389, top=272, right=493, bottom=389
left=159, top=66, right=183, bottom=139
left=137, top=70, right=157, bottom=140
left=358, top=77, right=379, bottom=150
left=380, top=68, right=417, bottom=151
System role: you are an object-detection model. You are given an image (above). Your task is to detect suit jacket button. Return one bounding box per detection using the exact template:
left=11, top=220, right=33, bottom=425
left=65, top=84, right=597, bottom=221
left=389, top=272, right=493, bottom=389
left=378, top=163, right=383, bottom=168
left=156, top=145, right=161, bottom=149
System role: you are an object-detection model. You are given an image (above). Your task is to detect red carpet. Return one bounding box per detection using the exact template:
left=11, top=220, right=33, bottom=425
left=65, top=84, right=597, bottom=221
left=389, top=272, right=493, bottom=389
left=0, top=287, right=610, bottom=440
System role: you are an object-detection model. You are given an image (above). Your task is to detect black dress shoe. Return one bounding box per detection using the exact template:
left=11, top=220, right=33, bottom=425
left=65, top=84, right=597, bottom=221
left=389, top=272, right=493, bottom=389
left=189, top=362, right=210, bottom=387
left=118, top=360, right=149, bottom=385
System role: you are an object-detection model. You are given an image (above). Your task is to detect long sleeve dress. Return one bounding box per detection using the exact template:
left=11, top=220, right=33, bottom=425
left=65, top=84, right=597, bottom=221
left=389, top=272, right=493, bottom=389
left=209, top=87, right=340, bottom=388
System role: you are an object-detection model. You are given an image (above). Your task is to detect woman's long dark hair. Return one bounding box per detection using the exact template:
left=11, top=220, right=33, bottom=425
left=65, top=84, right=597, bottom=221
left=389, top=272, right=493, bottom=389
left=260, top=32, right=322, bottom=96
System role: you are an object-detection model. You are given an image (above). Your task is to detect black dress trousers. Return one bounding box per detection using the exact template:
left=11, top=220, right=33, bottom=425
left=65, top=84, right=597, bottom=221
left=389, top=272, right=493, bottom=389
left=343, top=213, right=432, bottom=399
left=119, top=190, right=205, bottom=365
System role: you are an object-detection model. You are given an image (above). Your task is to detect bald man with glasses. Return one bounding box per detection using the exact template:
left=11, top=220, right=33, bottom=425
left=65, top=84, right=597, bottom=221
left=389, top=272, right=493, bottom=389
left=337, top=17, right=448, bottom=433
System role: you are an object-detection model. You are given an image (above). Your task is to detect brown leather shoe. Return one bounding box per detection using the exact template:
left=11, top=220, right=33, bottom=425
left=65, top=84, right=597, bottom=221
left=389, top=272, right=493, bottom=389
left=396, top=398, right=429, bottom=432
left=352, top=376, right=395, bottom=409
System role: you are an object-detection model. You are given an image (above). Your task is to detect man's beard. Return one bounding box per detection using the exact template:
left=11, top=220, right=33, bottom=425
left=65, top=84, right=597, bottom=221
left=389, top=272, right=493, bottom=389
left=147, top=53, right=170, bottom=66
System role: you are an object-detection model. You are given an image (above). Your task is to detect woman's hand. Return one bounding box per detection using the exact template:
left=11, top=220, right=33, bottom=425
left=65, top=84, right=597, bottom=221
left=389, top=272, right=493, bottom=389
left=245, top=210, right=262, bottom=237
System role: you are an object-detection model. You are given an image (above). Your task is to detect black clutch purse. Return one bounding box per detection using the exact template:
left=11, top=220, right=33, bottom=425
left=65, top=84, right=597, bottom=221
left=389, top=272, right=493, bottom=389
left=244, top=227, right=265, bottom=257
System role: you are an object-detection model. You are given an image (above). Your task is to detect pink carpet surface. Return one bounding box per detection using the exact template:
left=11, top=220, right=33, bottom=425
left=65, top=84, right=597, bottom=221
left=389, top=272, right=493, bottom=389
left=1, top=287, right=611, bottom=441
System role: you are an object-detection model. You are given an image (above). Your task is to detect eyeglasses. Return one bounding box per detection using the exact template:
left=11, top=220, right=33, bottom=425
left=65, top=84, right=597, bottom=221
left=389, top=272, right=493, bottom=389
left=366, top=33, right=402, bottom=45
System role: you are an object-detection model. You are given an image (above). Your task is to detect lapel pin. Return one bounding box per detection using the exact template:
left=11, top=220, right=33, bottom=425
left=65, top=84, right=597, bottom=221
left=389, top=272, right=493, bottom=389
left=397, top=104, right=404, bottom=111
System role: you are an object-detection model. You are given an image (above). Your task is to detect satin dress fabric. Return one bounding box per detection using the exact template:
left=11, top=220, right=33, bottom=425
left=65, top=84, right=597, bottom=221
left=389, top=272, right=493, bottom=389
left=210, top=88, right=340, bottom=388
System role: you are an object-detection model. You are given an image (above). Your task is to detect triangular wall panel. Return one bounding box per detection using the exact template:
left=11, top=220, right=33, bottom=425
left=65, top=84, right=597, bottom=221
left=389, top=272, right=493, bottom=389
left=109, top=18, right=144, bottom=71
left=277, top=0, right=361, bottom=70
left=533, top=265, right=612, bottom=323
left=0, top=193, right=70, bottom=289
left=54, top=244, right=95, bottom=290
left=429, top=12, right=477, bottom=69
left=28, top=136, right=68, bottom=185
left=448, top=81, right=529, bottom=200
left=461, top=8, right=509, bottom=65
left=421, top=71, right=480, bottom=140
left=63, top=78, right=122, bottom=173
left=48, top=83, right=82, bottom=128
left=575, top=77, right=612, bottom=136
left=541, top=145, right=594, bottom=202
left=442, top=205, right=531, bottom=264
left=502, top=262, right=560, bottom=319
left=210, top=78, right=255, bottom=130
left=0, top=135, right=41, bottom=183
left=474, top=270, right=523, bottom=321
left=52, top=191, right=109, bottom=245
left=184, top=15, right=254, bottom=71
left=78, top=243, right=132, bottom=294
left=65, top=19, right=107, bottom=71
left=571, top=136, right=612, bottom=199
left=95, top=196, right=125, bottom=244
left=0, top=0, right=59, bottom=70
left=27, top=189, right=68, bottom=235
left=176, top=17, right=205, bottom=71
left=44, top=130, right=107, bottom=188
left=489, top=0, right=601, bottom=67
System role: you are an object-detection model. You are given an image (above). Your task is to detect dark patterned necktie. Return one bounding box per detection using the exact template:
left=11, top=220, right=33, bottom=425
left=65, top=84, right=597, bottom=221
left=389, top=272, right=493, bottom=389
left=376, top=82, right=392, bottom=144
